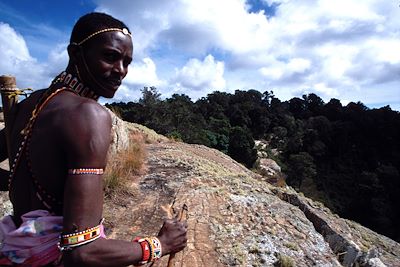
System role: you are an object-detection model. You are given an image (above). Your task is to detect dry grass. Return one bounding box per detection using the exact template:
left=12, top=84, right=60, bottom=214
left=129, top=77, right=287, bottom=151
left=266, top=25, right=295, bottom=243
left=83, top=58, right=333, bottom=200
left=103, top=132, right=146, bottom=196
left=276, top=174, right=287, bottom=187
left=126, top=123, right=169, bottom=144
left=107, top=105, right=123, bottom=119
left=274, top=254, right=295, bottom=267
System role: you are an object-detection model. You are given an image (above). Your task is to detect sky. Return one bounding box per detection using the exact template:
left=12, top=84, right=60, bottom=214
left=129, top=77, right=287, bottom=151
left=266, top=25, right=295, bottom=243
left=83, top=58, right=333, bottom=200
left=0, top=0, right=399, bottom=110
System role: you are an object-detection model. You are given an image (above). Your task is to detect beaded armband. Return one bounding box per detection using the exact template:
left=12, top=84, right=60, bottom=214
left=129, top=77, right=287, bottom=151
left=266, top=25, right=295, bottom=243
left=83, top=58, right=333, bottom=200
left=68, top=168, right=104, bottom=175
left=134, top=236, right=162, bottom=265
left=59, top=224, right=102, bottom=251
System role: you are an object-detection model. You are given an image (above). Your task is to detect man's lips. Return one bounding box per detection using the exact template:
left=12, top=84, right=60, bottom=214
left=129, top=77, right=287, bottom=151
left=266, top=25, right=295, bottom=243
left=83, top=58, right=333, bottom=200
left=106, top=78, right=121, bottom=88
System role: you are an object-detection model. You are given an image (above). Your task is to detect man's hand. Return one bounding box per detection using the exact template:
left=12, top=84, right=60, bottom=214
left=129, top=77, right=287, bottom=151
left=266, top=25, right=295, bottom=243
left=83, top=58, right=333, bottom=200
left=157, top=218, right=188, bottom=256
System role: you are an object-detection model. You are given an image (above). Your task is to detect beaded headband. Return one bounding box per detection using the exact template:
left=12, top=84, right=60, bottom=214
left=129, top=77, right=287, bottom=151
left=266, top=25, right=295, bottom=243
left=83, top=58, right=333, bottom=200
left=73, top=27, right=132, bottom=46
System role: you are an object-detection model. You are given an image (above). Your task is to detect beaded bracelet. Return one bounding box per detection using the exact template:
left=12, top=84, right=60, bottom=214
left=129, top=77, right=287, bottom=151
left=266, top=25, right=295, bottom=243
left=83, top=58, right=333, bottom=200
left=134, top=238, right=151, bottom=264
left=146, top=237, right=162, bottom=262
left=133, top=236, right=162, bottom=264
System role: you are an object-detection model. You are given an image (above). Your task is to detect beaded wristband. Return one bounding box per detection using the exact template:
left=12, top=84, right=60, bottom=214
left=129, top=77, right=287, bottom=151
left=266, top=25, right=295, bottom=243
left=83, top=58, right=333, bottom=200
left=133, top=236, right=162, bottom=264
left=135, top=238, right=151, bottom=264
left=146, top=237, right=162, bottom=262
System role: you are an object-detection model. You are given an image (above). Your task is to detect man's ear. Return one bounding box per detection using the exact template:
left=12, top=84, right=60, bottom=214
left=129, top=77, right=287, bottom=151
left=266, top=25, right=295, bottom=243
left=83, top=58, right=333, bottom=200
left=67, top=44, right=81, bottom=63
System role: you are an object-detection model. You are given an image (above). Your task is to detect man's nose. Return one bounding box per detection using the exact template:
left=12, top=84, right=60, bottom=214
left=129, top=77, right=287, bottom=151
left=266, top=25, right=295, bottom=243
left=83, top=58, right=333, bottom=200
left=113, top=61, right=127, bottom=77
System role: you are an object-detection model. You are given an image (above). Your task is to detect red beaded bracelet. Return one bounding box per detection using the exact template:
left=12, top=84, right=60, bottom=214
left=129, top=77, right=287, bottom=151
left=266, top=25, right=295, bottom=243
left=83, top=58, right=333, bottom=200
left=133, top=237, right=151, bottom=265
left=138, top=238, right=151, bottom=264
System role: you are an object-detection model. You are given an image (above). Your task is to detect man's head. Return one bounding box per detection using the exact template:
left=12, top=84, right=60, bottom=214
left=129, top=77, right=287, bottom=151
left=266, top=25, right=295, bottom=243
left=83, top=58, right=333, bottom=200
left=70, top=12, right=131, bottom=45
left=67, top=12, right=133, bottom=98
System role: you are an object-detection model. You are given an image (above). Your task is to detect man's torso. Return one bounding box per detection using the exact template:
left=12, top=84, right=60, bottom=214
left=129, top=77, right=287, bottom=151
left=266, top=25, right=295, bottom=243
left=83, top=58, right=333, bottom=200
left=8, top=88, right=102, bottom=225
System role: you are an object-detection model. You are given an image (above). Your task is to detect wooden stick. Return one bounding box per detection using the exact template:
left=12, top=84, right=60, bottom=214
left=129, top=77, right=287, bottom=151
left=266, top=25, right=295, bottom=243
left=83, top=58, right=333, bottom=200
left=167, top=204, right=188, bottom=267
left=0, top=75, right=18, bottom=169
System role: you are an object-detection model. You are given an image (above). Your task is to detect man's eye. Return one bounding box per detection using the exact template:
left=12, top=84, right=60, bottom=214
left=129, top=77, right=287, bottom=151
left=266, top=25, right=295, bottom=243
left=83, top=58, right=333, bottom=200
left=104, top=52, right=119, bottom=62
left=123, top=59, right=132, bottom=67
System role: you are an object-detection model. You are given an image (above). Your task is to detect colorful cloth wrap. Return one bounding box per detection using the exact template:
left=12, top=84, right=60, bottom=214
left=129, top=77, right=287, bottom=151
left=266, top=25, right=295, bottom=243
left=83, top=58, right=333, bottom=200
left=0, top=210, right=105, bottom=266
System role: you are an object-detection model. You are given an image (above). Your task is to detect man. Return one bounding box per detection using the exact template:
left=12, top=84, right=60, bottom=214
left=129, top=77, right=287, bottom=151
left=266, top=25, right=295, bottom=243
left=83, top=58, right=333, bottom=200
left=0, top=12, right=187, bottom=266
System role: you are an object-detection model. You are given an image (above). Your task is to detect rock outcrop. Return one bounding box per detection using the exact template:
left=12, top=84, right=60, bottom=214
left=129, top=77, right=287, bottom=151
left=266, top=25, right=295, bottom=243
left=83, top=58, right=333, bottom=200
left=1, top=111, right=399, bottom=266
left=103, top=114, right=400, bottom=267
left=254, top=139, right=284, bottom=185
left=257, top=158, right=281, bottom=176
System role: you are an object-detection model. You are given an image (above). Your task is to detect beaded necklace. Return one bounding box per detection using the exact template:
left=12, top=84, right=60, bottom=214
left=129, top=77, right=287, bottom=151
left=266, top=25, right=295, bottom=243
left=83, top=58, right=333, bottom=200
left=8, top=71, right=98, bottom=213
left=57, top=71, right=99, bottom=101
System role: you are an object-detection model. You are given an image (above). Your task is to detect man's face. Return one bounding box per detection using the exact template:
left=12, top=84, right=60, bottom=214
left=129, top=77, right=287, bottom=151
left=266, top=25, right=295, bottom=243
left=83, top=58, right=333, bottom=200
left=79, top=31, right=133, bottom=98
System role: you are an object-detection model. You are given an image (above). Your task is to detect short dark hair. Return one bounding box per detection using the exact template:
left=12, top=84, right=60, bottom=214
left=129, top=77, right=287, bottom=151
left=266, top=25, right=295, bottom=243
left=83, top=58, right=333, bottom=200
left=70, top=12, right=130, bottom=45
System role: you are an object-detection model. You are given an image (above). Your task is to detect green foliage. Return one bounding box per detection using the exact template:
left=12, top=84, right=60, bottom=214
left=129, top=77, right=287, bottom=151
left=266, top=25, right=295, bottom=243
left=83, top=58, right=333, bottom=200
left=287, top=152, right=316, bottom=189
left=167, top=130, right=182, bottom=141
left=206, top=117, right=230, bottom=152
left=139, top=86, right=161, bottom=107
left=205, top=130, right=229, bottom=153
left=228, top=126, right=257, bottom=168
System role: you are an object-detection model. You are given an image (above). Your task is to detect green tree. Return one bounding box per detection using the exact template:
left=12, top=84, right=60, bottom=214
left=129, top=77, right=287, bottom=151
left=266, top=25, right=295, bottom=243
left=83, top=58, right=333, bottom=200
left=287, top=152, right=316, bottom=190
left=139, top=86, right=161, bottom=107
left=228, top=126, right=257, bottom=168
left=206, top=117, right=231, bottom=152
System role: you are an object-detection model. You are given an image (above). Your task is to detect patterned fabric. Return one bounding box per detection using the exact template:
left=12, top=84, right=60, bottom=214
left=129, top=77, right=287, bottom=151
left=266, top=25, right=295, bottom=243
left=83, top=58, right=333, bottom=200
left=0, top=210, right=105, bottom=266
left=0, top=210, right=62, bottom=266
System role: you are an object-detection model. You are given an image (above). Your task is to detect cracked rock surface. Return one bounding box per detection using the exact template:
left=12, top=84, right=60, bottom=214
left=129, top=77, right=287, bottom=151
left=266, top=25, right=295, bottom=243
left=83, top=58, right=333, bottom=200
left=103, top=114, right=400, bottom=267
left=103, top=139, right=400, bottom=266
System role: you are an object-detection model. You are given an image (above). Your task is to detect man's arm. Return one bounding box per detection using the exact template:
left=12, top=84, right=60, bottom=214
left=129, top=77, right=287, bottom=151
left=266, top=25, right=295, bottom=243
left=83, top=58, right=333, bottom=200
left=0, top=128, right=7, bottom=161
left=61, top=101, right=186, bottom=267
left=0, top=128, right=10, bottom=191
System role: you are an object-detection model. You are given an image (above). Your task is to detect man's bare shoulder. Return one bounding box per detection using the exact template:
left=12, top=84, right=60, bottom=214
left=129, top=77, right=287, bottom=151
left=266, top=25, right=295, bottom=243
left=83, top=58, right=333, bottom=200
left=56, top=92, right=110, bottom=124
left=48, top=92, right=112, bottom=139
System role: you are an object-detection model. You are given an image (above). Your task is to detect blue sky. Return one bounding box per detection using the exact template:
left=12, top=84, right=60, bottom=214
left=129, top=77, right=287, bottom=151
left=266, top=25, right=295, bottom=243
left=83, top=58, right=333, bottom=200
left=0, top=0, right=399, bottom=111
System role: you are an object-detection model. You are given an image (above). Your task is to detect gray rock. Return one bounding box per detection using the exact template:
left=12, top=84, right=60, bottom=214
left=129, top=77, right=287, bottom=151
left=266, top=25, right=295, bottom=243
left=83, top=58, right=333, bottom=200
left=366, top=258, right=387, bottom=267
left=257, top=158, right=281, bottom=176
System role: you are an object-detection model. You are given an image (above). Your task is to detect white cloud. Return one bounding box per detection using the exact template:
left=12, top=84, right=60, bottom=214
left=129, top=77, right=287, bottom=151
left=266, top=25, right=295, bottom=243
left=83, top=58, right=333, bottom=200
left=108, top=57, right=165, bottom=103
left=124, top=57, right=163, bottom=87
left=0, top=23, right=48, bottom=89
left=92, top=0, right=399, bottom=107
left=46, top=43, right=69, bottom=76
left=293, top=83, right=339, bottom=100
left=287, top=58, right=311, bottom=73
left=259, top=57, right=311, bottom=82
left=94, top=0, right=174, bottom=57
left=1, top=0, right=399, bottom=109
left=94, top=0, right=276, bottom=56
left=366, top=38, right=400, bottom=65
left=110, top=84, right=142, bottom=103
left=172, top=54, right=225, bottom=93
left=0, top=23, right=30, bottom=62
